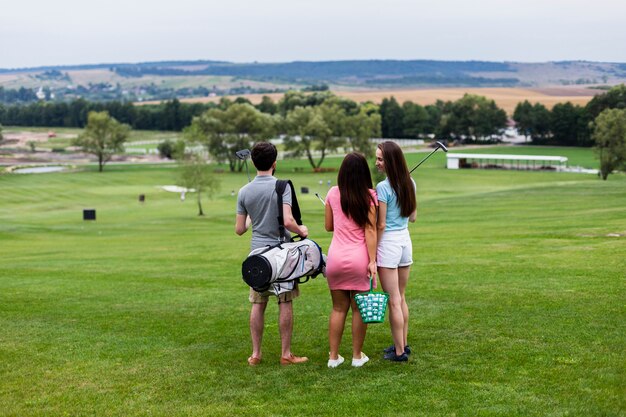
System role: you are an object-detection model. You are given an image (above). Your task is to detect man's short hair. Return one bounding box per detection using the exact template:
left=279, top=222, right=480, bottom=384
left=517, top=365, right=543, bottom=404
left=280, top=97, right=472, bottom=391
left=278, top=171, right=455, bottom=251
left=251, top=142, right=277, bottom=171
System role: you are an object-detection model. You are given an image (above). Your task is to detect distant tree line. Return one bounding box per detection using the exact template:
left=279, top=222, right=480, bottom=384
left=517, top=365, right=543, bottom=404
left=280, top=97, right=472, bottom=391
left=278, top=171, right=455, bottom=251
left=35, top=70, right=71, bottom=81
left=2, top=85, right=625, bottom=149
left=0, top=98, right=211, bottom=131
left=0, top=87, right=38, bottom=104
left=379, top=94, right=508, bottom=142
left=512, top=84, right=626, bottom=147
left=0, top=83, right=286, bottom=104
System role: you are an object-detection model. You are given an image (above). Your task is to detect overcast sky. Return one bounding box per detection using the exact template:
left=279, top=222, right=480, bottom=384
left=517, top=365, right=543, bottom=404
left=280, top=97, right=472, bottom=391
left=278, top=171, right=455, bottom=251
left=2, top=0, right=626, bottom=68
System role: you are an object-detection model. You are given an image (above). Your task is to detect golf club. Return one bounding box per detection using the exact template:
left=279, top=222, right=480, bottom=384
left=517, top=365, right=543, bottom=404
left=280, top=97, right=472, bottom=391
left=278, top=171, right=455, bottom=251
left=409, top=141, right=449, bottom=173
left=235, top=149, right=251, bottom=182
left=315, top=193, right=326, bottom=206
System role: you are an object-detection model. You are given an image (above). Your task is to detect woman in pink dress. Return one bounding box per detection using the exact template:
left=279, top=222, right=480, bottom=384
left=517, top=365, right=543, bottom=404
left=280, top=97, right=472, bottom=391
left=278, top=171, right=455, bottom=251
left=324, top=152, right=378, bottom=368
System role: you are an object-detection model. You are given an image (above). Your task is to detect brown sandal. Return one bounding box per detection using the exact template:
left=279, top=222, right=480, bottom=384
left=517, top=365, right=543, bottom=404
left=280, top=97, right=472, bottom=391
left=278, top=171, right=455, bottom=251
left=247, top=356, right=261, bottom=366
left=280, top=354, right=309, bottom=365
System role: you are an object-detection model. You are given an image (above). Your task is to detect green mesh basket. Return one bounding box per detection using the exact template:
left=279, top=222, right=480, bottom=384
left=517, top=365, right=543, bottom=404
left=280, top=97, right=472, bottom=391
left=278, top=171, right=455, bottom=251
left=354, top=277, right=389, bottom=324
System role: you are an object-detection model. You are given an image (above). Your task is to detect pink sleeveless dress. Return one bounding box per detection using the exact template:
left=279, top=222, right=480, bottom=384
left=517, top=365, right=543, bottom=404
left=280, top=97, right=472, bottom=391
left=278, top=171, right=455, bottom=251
left=325, top=186, right=378, bottom=291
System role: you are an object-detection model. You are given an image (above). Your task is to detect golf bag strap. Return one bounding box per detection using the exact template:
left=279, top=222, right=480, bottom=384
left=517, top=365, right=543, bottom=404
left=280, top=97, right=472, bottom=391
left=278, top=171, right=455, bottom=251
left=276, top=179, right=303, bottom=241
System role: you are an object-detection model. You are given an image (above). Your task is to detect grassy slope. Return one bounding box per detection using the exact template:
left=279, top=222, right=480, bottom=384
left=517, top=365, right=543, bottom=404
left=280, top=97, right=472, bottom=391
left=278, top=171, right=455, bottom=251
left=0, top=153, right=624, bottom=416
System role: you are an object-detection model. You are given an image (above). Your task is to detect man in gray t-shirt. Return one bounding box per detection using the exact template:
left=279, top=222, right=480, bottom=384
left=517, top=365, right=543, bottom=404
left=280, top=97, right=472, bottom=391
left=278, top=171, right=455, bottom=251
left=237, top=175, right=292, bottom=250
left=235, top=142, right=309, bottom=367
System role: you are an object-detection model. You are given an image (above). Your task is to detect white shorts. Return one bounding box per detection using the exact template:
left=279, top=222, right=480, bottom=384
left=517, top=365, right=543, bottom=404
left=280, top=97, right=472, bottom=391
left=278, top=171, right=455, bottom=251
left=377, top=229, right=413, bottom=268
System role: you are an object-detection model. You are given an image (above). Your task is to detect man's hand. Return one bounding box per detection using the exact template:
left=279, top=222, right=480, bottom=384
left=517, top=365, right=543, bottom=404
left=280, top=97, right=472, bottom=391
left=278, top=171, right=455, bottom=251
left=298, top=225, right=309, bottom=238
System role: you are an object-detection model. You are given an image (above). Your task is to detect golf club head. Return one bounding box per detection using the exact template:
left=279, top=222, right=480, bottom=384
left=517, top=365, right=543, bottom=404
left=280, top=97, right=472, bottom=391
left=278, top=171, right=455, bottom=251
left=235, top=149, right=251, bottom=160
left=436, top=141, right=449, bottom=152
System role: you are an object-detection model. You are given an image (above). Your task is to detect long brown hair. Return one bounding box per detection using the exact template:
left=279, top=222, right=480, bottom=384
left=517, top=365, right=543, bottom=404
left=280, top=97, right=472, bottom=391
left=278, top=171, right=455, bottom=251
left=338, top=152, right=375, bottom=227
left=378, top=141, right=416, bottom=217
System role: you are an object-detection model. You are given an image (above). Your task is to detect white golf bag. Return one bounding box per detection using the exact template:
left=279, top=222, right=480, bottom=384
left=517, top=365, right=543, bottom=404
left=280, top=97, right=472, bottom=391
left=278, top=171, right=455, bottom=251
left=242, top=238, right=325, bottom=294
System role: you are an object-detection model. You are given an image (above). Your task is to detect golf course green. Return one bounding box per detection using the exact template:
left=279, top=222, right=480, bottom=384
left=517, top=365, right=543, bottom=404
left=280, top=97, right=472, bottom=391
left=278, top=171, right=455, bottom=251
left=1, top=148, right=624, bottom=416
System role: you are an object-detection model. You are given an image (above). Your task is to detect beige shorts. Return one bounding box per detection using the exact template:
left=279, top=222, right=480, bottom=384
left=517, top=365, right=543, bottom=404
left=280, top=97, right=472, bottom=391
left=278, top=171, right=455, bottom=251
left=249, top=283, right=300, bottom=304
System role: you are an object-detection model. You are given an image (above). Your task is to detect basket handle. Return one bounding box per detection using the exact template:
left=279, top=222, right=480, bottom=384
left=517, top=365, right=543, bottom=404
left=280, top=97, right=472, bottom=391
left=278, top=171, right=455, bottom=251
left=368, top=276, right=374, bottom=293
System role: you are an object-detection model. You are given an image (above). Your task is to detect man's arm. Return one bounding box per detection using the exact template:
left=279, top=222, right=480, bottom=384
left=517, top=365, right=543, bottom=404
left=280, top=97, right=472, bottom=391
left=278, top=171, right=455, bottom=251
left=235, top=214, right=251, bottom=235
left=283, top=203, right=308, bottom=238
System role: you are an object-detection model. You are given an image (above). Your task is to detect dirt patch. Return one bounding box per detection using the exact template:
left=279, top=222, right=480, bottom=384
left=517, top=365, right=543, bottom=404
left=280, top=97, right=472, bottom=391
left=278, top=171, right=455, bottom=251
left=2, top=131, right=77, bottom=147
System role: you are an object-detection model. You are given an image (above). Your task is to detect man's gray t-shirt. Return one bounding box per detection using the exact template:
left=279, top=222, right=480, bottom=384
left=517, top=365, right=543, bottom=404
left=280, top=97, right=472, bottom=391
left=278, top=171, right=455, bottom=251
left=237, top=175, right=292, bottom=251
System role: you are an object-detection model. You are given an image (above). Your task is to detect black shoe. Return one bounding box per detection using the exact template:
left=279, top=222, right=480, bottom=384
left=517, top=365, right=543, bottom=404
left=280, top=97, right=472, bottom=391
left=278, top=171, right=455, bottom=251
left=384, top=351, right=408, bottom=362
left=383, top=345, right=411, bottom=355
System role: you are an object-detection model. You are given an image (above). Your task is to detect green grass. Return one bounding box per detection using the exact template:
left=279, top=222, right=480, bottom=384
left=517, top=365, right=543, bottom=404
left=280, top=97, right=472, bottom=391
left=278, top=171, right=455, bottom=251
left=1, top=150, right=625, bottom=416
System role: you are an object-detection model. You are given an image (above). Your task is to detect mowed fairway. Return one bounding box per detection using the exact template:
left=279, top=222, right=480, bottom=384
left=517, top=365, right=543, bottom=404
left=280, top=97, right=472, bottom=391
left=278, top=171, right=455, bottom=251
left=1, top=152, right=625, bottom=416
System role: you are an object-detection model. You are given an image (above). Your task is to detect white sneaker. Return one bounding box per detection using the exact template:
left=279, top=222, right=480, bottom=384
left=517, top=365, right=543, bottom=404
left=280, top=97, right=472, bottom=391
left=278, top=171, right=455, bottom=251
left=327, top=354, right=345, bottom=368
left=351, top=352, right=369, bottom=367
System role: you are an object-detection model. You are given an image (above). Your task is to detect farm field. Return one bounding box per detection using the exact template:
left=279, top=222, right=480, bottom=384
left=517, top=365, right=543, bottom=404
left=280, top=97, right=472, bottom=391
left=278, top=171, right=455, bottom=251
left=0, top=71, right=294, bottom=92
left=1, top=150, right=624, bottom=416
left=154, top=86, right=600, bottom=114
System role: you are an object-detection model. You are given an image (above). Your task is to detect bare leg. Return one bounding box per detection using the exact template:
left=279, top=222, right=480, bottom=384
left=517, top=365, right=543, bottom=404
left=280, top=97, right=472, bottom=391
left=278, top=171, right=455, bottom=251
left=250, top=302, right=267, bottom=359
left=329, top=290, right=351, bottom=360
left=279, top=301, right=293, bottom=358
left=379, top=266, right=404, bottom=356
left=350, top=294, right=367, bottom=359
left=398, top=266, right=411, bottom=347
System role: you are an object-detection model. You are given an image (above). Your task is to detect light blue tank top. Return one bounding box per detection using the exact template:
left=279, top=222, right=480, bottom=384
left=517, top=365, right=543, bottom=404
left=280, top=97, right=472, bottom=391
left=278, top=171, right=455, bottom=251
left=376, top=178, right=415, bottom=231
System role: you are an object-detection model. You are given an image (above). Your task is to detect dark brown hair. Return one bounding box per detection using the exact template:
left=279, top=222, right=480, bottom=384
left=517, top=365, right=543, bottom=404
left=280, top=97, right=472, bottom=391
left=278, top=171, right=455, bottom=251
left=251, top=142, right=277, bottom=171
left=337, top=152, right=375, bottom=227
left=378, top=141, right=416, bottom=217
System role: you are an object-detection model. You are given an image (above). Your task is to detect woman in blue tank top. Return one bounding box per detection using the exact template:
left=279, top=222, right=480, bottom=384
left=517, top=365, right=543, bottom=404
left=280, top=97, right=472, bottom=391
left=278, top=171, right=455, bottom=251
left=375, top=141, right=417, bottom=362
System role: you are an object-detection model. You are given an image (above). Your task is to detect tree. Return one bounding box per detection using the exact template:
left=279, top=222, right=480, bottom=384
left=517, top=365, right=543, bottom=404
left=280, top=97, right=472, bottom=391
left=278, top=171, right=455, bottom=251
left=513, top=100, right=534, bottom=140
left=277, top=90, right=335, bottom=115
left=234, top=97, right=253, bottom=105
left=592, top=108, right=626, bottom=180
left=178, top=154, right=221, bottom=215
left=256, top=96, right=278, bottom=114
left=424, top=103, right=443, bottom=136
left=73, top=111, right=130, bottom=172
left=344, top=103, right=381, bottom=157
left=0, top=123, right=3, bottom=142
left=157, top=139, right=185, bottom=159
left=184, top=103, right=275, bottom=172
left=530, top=103, right=552, bottom=142
left=550, top=102, right=591, bottom=146
left=442, top=94, right=507, bottom=141
left=513, top=101, right=551, bottom=142
left=159, top=99, right=184, bottom=131
left=379, top=97, right=404, bottom=138
left=586, top=84, right=626, bottom=119
left=402, top=101, right=430, bottom=138
left=283, top=104, right=345, bottom=169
